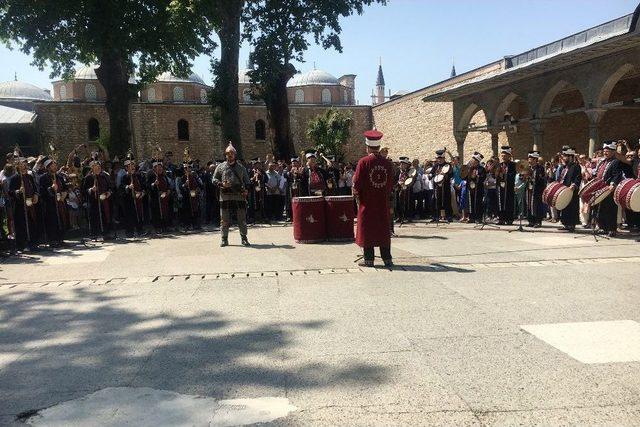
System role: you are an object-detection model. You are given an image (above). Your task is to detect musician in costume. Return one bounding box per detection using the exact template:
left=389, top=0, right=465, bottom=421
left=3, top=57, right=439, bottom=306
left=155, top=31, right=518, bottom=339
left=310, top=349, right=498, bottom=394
left=525, top=151, right=546, bottom=228
left=466, top=152, right=486, bottom=223
left=147, top=159, right=172, bottom=233
left=299, top=152, right=328, bottom=196
left=82, top=160, right=113, bottom=239
left=8, top=157, right=41, bottom=251
left=213, top=142, right=251, bottom=247
left=428, top=149, right=453, bottom=222
left=38, top=157, right=69, bottom=247
left=395, top=157, right=412, bottom=223
left=353, top=129, right=394, bottom=268
left=285, top=157, right=303, bottom=221
left=179, top=161, right=203, bottom=231
left=593, top=141, right=623, bottom=237
left=264, top=161, right=281, bottom=222
left=557, top=148, right=582, bottom=232
left=119, top=154, right=146, bottom=237
left=496, top=146, right=516, bottom=225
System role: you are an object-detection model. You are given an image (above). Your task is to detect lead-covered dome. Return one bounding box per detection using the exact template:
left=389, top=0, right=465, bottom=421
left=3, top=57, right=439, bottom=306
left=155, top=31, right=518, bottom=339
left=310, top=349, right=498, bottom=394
left=74, top=64, right=137, bottom=84
left=0, top=81, right=52, bottom=101
left=157, top=72, right=206, bottom=85
left=287, top=69, right=339, bottom=87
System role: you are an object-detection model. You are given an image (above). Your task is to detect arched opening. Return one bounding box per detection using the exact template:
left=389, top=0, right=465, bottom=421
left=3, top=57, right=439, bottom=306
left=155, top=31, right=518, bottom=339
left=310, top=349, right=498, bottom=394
left=600, top=64, right=640, bottom=145
left=255, top=119, right=266, bottom=141
left=343, top=89, right=348, bottom=104
left=295, top=89, right=305, bottom=103
left=200, top=89, right=208, bottom=103
left=321, top=88, right=331, bottom=104
left=538, top=80, right=588, bottom=156
left=177, top=119, right=189, bottom=141
left=59, top=84, right=67, bottom=100
left=173, top=86, right=185, bottom=102
left=88, top=118, right=100, bottom=141
left=147, top=87, right=156, bottom=102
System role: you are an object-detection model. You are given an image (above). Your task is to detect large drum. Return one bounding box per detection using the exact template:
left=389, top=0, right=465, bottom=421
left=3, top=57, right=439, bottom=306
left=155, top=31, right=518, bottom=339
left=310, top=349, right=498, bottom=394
left=542, top=182, right=573, bottom=210
left=579, top=178, right=612, bottom=206
left=614, top=178, right=640, bottom=212
left=325, top=195, right=355, bottom=241
left=292, top=196, right=326, bottom=243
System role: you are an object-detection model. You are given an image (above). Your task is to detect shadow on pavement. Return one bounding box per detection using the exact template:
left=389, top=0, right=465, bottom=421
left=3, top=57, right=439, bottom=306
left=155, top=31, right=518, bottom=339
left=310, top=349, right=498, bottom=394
left=0, top=287, right=391, bottom=420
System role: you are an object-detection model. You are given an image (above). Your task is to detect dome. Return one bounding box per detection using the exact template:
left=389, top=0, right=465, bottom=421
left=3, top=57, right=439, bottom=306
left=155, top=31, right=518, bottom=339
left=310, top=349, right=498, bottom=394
left=0, top=80, right=52, bottom=101
left=157, top=71, right=205, bottom=85
left=74, top=64, right=137, bottom=84
left=287, top=69, right=339, bottom=87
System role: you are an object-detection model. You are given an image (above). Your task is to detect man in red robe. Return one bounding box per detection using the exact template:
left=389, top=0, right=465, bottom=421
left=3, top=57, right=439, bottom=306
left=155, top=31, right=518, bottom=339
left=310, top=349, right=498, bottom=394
left=353, top=129, right=394, bottom=268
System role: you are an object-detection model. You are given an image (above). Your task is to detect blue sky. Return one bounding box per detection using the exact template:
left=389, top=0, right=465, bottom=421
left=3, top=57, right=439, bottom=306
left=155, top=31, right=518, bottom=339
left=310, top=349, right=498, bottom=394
left=1, top=0, right=637, bottom=105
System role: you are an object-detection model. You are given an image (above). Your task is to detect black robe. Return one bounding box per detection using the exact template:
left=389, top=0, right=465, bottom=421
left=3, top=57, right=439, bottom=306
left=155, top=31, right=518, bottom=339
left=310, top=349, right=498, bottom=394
left=146, top=171, right=172, bottom=231
left=179, top=172, right=203, bottom=228
left=497, top=161, right=516, bottom=223
left=119, top=171, right=146, bottom=234
left=559, top=162, right=582, bottom=228
left=299, top=166, right=328, bottom=197
left=467, top=165, right=486, bottom=221
left=8, top=173, right=41, bottom=249
left=82, top=172, right=113, bottom=236
left=38, top=172, right=69, bottom=243
left=594, top=158, right=623, bottom=232
left=429, top=162, right=453, bottom=219
left=526, top=164, right=546, bottom=224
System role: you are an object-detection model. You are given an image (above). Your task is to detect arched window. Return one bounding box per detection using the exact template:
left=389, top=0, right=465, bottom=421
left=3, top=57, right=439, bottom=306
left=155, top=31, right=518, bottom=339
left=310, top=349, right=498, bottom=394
left=173, top=86, right=185, bottom=102
left=255, top=119, right=266, bottom=141
left=295, top=89, right=305, bottom=103
left=321, top=88, right=332, bottom=104
left=200, top=89, right=208, bottom=103
left=88, top=118, right=100, bottom=141
left=178, top=119, right=189, bottom=141
left=147, top=87, right=156, bottom=102
left=85, top=83, right=97, bottom=101
left=59, top=84, right=67, bottom=100
left=343, top=89, right=348, bottom=104
left=242, top=88, right=252, bottom=103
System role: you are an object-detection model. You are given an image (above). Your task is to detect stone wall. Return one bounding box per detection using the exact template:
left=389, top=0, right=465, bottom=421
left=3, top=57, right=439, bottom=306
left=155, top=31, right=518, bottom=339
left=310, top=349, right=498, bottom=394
left=33, top=102, right=372, bottom=163
left=372, top=89, right=503, bottom=162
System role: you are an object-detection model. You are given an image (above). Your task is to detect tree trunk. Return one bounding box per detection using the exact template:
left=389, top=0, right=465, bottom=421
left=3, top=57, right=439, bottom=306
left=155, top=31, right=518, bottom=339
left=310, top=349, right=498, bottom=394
left=95, top=55, right=133, bottom=159
left=266, top=71, right=295, bottom=160
left=216, top=0, right=244, bottom=158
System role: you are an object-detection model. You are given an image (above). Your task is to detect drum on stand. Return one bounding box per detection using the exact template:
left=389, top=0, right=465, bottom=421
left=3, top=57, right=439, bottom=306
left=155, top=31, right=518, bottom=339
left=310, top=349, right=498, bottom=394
left=614, top=178, right=640, bottom=212
left=542, top=182, right=573, bottom=210
left=325, top=195, right=355, bottom=241
left=579, top=178, right=612, bottom=206
left=292, top=196, right=326, bottom=243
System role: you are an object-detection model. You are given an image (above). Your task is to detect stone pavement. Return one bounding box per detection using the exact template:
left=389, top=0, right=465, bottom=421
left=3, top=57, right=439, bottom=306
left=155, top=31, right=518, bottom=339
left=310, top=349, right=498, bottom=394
left=1, top=222, right=639, bottom=426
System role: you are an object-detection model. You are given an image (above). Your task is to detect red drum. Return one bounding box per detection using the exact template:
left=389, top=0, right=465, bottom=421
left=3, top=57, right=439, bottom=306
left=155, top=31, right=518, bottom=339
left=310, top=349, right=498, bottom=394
left=325, top=195, right=355, bottom=241
left=579, top=178, right=612, bottom=206
left=614, top=178, right=640, bottom=212
left=292, top=196, right=326, bottom=243
left=542, top=182, right=573, bottom=210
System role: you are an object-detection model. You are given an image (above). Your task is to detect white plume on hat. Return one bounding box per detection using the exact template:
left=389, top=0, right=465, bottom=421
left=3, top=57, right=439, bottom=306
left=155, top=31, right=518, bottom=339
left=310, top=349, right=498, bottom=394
left=225, top=142, right=237, bottom=154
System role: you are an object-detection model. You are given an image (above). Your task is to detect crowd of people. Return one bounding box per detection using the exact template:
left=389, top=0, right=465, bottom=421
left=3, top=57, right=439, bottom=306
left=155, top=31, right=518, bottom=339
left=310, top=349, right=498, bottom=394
left=1, top=137, right=638, bottom=255
left=390, top=140, right=640, bottom=237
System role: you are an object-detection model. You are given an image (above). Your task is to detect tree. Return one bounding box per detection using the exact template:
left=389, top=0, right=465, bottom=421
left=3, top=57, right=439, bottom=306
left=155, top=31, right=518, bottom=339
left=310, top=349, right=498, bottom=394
left=0, top=0, right=214, bottom=157
left=206, top=0, right=245, bottom=158
left=242, top=0, right=385, bottom=160
left=306, top=108, right=353, bottom=161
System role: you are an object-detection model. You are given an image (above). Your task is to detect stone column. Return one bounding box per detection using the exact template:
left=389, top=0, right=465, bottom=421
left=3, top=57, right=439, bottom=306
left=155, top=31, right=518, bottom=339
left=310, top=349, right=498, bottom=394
left=454, top=130, right=467, bottom=162
left=585, top=108, right=606, bottom=157
left=488, top=128, right=500, bottom=157
left=530, top=119, right=547, bottom=154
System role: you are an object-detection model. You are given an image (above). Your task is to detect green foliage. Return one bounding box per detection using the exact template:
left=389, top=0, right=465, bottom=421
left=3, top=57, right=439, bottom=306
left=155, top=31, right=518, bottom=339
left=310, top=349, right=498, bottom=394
left=306, top=108, right=353, bottom=161
left=0, top=0, right=215, bottom=83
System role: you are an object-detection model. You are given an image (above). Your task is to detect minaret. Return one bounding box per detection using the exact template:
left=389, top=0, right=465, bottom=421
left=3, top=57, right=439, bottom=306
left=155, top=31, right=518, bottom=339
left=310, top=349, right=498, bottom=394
left=375, top=58, right=385, bottom=105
